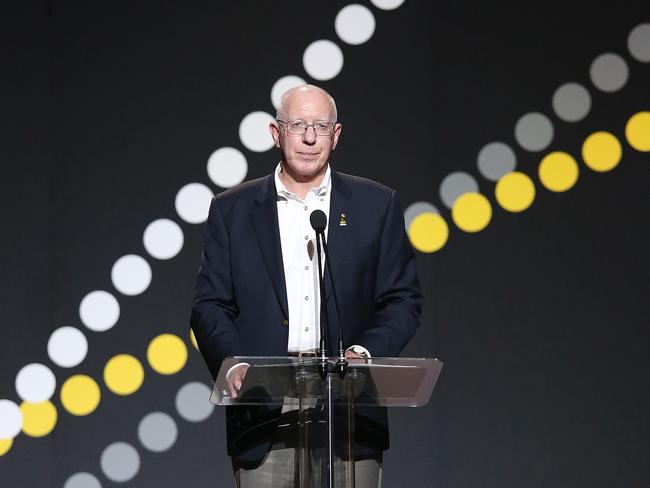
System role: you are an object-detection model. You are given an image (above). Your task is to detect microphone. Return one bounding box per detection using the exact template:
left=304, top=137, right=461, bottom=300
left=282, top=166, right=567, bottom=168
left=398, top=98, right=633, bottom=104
left=310, top=210, right=347, bottom=379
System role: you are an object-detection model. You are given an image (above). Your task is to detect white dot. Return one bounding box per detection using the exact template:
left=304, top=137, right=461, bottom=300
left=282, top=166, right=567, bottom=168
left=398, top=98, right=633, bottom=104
left=335, top=5, right=376, bottom=45
left=48, top=326, right=88, bottom=368
left=271, top=75, right=307, bottom=110
left=79, top=290, right=120, bottom=332
left=207, top=147, right=248, bottom=188
left=239, top=111, right=275, bottom=152
left=111, top=254, right=152, bottom=296
left=589, top=53, right=628, bottom=92
left=0, top=399, right=22, bottom=439
left=628, top=23, right=650, bottom=62
left=15, top=363, right=56, bottom=403
left=303, top=40, right=344, bottom=81
left=370, top=0, right=405, bottom=10
left=175, top=183, right=213, bottom=224
left=143, top=219, right=184, bottom=260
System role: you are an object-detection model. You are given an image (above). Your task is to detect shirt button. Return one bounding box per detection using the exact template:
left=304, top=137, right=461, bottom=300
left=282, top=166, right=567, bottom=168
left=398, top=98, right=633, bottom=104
left=304, top=206, right=308, bottom=211
left=304, top=235, right=309, bottom=240
left=304, top=327, right=309, bottom=332
left=304, top=296, right=309, bottom=301
left=320, top=198, right=324, bottom=202
left=305, top=266, right=309, bottom=270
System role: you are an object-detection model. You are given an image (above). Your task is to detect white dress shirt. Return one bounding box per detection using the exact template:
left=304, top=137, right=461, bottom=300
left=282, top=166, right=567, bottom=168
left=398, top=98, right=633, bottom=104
left=274, top=163, right=331, bottom=352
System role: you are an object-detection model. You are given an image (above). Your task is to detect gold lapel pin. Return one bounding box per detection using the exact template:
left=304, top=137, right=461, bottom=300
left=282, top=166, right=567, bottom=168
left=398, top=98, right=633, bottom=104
left=339, top=213, right=347, bottom=226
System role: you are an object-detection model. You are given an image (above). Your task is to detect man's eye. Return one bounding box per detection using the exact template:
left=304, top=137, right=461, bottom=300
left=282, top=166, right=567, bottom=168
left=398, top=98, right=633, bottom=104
left=315, top=123, right=329, bottom=130
left=289, top=121, right=306, bottom=129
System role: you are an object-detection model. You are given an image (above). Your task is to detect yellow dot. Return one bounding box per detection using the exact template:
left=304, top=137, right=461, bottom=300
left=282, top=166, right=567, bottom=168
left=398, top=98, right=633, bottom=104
left=20, top=401, right=57, bottom=438
left=0, top=438, right=12, bottom=456
left=582, top=131, right=622, bottom=172
left=103, top=354, right=144, bottom=395
left=625, top=111, right=650, bottom=151
left=495, top=172, right=536, bottom=212
left=538, top=151, right=579, bottom=192
left=60, top=375, right=101, bottom=416
left=451, top=192, right=492, bottom=232
left=190, top=328, right=199, bottom=350
left=408, top=212, right=449, bottom=253
left=147, top=334, right=188, bottom=375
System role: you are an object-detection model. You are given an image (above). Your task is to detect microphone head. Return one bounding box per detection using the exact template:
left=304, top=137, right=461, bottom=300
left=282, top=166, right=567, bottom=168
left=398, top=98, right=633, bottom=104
left=310, top=209, right=327, bottom=233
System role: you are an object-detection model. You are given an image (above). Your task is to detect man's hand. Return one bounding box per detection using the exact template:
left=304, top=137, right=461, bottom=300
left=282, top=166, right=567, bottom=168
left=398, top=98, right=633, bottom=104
left=227, top=364, right=249, bottom=399
left=345, top=349, right=363, bottom=359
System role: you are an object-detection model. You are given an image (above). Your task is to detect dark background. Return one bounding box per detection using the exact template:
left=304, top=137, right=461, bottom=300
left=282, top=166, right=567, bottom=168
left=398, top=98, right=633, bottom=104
left=1, top=1, right=649, bottom=486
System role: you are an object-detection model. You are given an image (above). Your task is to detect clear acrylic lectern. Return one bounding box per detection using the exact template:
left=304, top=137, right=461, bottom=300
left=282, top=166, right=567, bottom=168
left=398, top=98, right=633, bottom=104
left=210, top=356, right=443, bottom=488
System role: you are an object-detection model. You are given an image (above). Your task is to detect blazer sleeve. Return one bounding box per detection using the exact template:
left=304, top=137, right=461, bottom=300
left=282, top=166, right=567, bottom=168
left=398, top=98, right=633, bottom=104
left=190, top=196, right=242, bottom=380
left=350, top=190, right=423, bottom=357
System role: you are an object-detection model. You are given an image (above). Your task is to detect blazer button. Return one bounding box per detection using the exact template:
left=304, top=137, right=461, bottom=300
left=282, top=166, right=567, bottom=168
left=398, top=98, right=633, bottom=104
left=282, top=319, right=288, bottom=326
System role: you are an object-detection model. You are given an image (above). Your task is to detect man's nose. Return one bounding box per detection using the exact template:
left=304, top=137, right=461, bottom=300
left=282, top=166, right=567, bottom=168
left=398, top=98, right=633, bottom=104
left=302, top=126, right=317, bottom=144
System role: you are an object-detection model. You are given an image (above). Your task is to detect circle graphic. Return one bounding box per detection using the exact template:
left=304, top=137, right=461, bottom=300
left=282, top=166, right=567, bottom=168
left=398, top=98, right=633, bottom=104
left=100, top=442, right=140, bottom=483
left=48, top=326, right=88, bottom=368
left=590, top=53, right=628, bottom=92
left=515, top=112, right=554, bottom=152
left=207, top=147, right=248, bottom=188
left=495, top=172, right=536, bottom=212
left=176, top=382, right=214, bottom=422
left=175, top=183, right=213, bottom=224
left=538, top=152, right=579, bottom=192
left=370, top=0, right=405, bottom=9
left=552, top=83, right=591, bottom=122
left=628, top=23, right=650, bottom=62
left=0, top=438, right=12, bottom=456
left=20, top=400, right=57, bottom=437
left=408, top=213, right=449, bottom=253
left=477, top=142, right=517, bottom=181
left=335, top=5, right=376, bottom=45
left=271, top=75, right=307, bottom=110
left=111, top=254, right=152, bottom=296
left=138, top=412, right=178, bottom=452
left=15, top=363, right=56, bottom=403
left=0, top=400, right=23, bottom=439
left=143, top=219, right=184, bottom=260
left=404, top=201, right=439, bottom=231
left=625, top=111, right=650, bottom=151
left=239, top=111, right=275, bottom=152
left=582, top=131, right=622, bottom=172
left=451, top=193, right=492, bottom=233
left=439, top=172, right=479, bottom=209
left=147, top=334, right=188, bottom=375
left=303, top=40, right=344, bottom=81
left=104, top=354, right=145, bottom=396
left=60, top=375, right=101, bottom=416
left=79, top=290, right=120, bottom=332
left=64, top=472, right=102, bottom=488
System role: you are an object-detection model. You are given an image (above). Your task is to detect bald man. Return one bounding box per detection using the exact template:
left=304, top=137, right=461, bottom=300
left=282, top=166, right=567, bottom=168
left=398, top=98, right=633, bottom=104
left=191, top=85, right=422, bottom=487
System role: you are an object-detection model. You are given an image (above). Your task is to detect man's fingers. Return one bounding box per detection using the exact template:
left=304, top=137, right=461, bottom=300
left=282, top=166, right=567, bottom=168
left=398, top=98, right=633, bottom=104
left=227, top=366, right=249, bottom=399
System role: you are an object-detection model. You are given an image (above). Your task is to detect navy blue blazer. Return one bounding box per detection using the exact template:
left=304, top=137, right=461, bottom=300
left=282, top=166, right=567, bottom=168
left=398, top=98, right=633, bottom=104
left=190, top=170, right=422, bottom=461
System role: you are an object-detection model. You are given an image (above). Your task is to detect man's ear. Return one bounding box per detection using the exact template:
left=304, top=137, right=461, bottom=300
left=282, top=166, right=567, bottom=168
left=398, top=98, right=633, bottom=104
left=331, top=123, right=342, bottom=150
left=269, top=121, right=281, bottom=148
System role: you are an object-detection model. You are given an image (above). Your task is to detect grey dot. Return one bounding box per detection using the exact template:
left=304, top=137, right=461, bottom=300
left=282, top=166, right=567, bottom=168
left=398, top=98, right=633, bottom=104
left=477, top=142, right=517, bottom=181
left=64, top=472, right=102, bottom=488
left=590, top=53, right=628, bottom=92
left=552, top=82, right=591, bottom=122
left=404, top=201, right=439, bottom=230
left=439, top=172, right=479, bottom=209
left=514, top=112, right=554, bottom=152
left=628, top=23, right=650, bottom=62
left=175, top=382, right=214, bottom=422
left=138, top=412, right=178, bottom=453
left=100, top=442, right=140, bottom=483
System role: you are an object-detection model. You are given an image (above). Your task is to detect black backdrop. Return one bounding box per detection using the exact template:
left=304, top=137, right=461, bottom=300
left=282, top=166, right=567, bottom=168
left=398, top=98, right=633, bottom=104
left=1, top=1, right=649, bottom=487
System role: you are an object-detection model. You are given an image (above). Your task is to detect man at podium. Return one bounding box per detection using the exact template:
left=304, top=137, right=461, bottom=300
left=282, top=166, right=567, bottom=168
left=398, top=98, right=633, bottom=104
left=191, top=85, right=422, bottom=487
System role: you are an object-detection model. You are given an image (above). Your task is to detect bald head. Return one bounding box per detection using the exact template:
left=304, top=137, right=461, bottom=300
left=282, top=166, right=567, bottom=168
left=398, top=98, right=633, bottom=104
left=276, top=85, right=338, bottom=123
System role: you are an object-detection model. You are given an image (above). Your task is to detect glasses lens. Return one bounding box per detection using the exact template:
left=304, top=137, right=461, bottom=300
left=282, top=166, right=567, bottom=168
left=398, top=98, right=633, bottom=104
left=287, top=121, right=307, bottom=134
left=314, top=122, right=333, bottom=136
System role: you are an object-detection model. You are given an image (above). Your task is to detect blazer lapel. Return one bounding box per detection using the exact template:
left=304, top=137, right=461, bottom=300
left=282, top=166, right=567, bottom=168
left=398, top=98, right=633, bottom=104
left=325, top=172, right=352, bottom=301
left=251, top=175, right=289, bottom=320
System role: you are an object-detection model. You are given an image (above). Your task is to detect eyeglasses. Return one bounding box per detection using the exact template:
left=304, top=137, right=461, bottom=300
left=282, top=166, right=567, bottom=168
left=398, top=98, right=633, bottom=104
left=276, top=119, right=336, bottom=137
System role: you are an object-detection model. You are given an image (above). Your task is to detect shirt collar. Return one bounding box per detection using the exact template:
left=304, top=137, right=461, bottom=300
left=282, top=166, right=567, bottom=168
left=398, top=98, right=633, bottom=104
left=274, top=163, right=331, bottom=200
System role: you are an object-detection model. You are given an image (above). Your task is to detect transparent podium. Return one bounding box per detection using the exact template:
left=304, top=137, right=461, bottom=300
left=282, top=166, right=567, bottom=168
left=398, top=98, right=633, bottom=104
left=210, top=356, right=442, bottom=488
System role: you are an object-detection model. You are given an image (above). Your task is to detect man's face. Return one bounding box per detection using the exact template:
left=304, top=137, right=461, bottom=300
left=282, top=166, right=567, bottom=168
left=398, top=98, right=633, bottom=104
left=269, top=89, right=342, bottom=181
